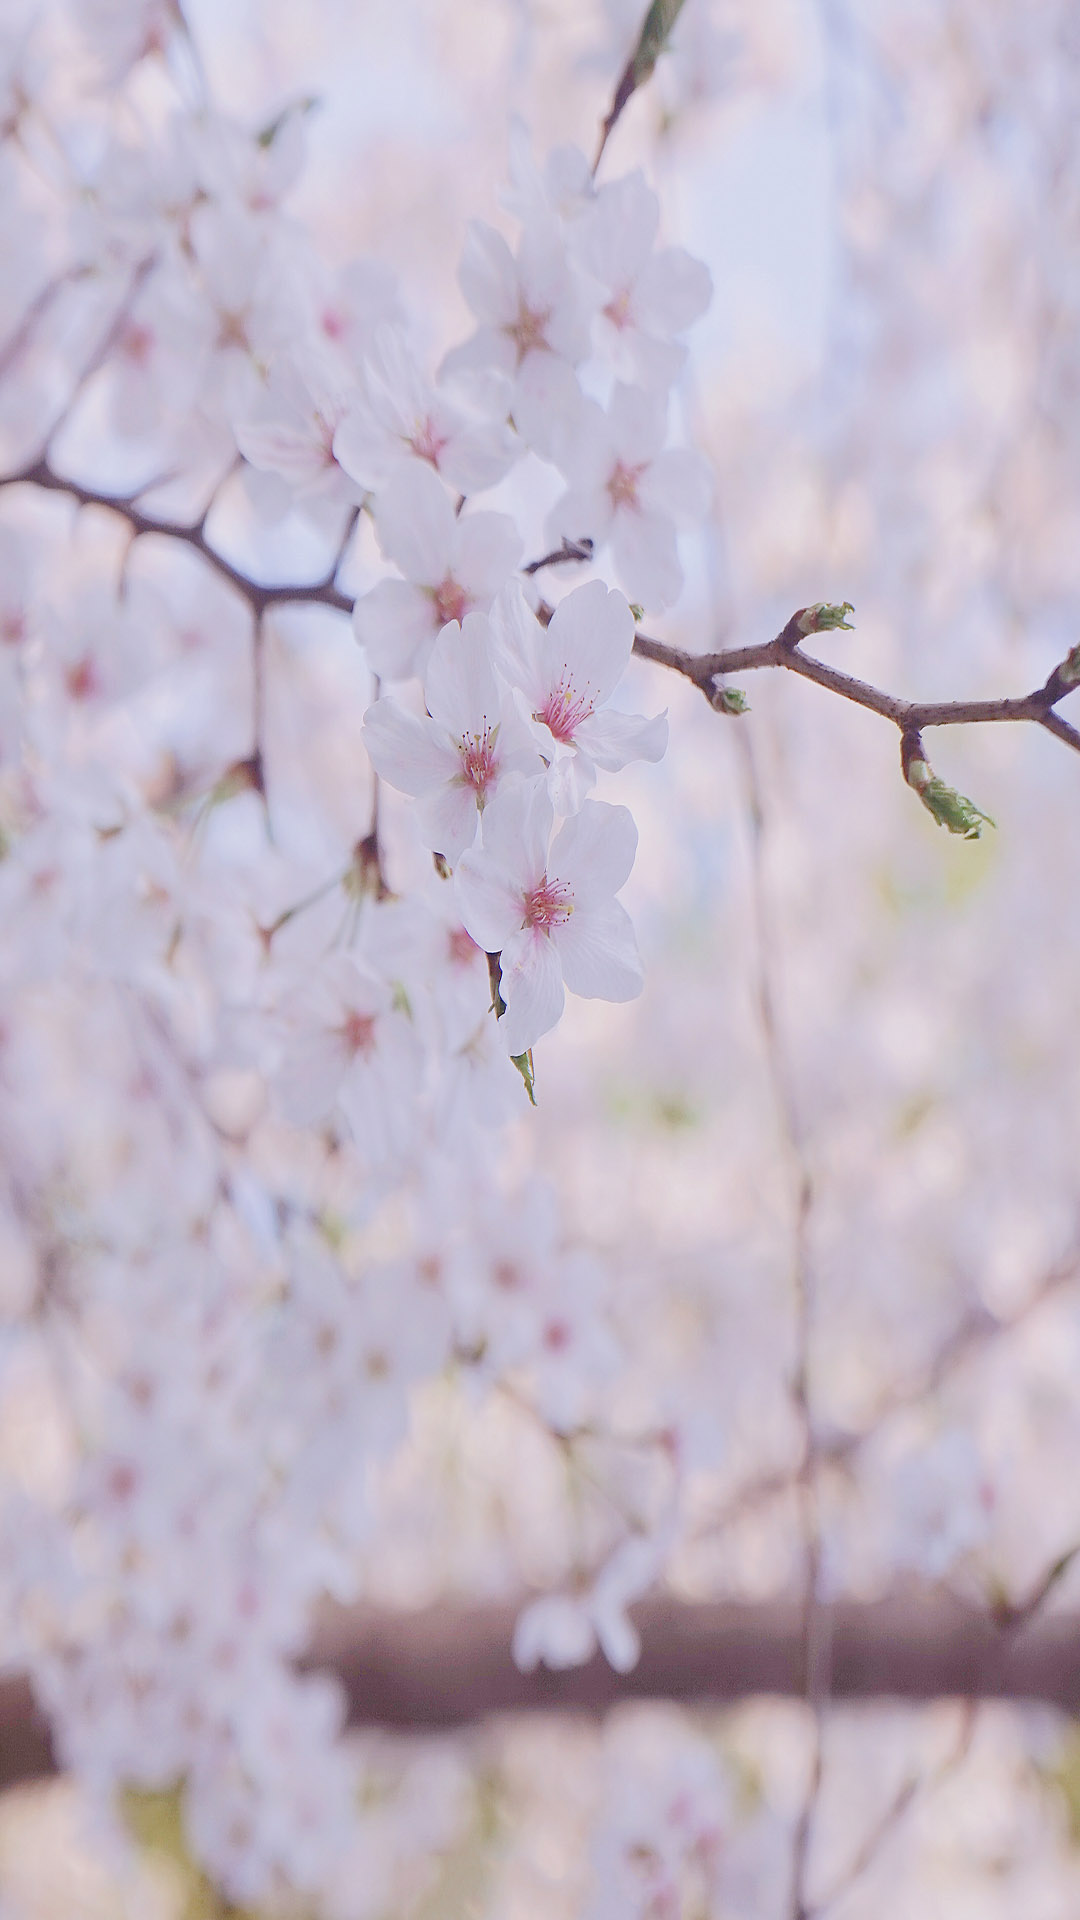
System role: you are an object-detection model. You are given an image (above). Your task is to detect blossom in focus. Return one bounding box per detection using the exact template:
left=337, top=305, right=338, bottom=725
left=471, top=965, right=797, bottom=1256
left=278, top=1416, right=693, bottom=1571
left=455, top=777, right=642, bottom=1054
left=493, top=578, right=667, bottom=812
left=361, top=611, right=542, bottom=862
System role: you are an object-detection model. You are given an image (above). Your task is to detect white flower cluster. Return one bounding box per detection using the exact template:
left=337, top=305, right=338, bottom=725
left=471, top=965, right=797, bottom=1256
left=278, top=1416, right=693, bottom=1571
left=0, top=0, right=713, bottom=1908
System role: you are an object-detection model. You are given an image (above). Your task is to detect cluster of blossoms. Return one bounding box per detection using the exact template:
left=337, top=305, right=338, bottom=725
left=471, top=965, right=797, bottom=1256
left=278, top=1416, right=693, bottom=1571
left=0, top=0, right=717, bottom=1909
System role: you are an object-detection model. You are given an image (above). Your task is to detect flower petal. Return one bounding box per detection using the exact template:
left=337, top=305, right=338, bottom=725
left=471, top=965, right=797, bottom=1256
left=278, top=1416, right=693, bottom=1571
left=553, top=897, right=643, bottom=1002
left=499, top=925, right=565, bottom=1053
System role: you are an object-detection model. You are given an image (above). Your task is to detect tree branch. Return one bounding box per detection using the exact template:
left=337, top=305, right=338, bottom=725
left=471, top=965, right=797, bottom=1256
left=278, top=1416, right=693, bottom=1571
left=7, top=1590, right=1080, bottom=1792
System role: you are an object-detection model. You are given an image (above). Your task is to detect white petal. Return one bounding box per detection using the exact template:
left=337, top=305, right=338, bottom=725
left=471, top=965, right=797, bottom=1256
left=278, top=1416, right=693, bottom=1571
left=455, top=854, right=525, bottom=952
left=459, top=221, right=518, bottom=326
left=415, top=782, right=480, bottom=864
left=362, top=698, right=456, bottom=796
left=353, top=580, right=434, bottom=679
left=550, top=800, right=637, bottom=898
left=608, top=382, right=666, bottom=464
left=610, top=506, right=682, bottom=612
left=574, top=707, right=668, bottom=772
left=374, top=462, right=454, bottom=583
left=639, top=449, right=712, bottom=527
left=553, top=897, right=642, bottom=1002
left=478, top=775, right=552, bottom=886
left=546, top=580, right=634, bottom=705
left=634, top=247, right=712, bottom=334
left=498, top=926, right=565, bottom=1053
left=424, top=613, right=500, bottom=736
left=453, top=511, right=522, bottom=600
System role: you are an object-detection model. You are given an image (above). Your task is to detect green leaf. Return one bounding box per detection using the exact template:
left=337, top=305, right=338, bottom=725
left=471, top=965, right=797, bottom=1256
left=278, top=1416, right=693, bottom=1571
left=906, top=758, right=995, bottom=840
left=796, top=600, right=855, bottom=636
left=511, top=1049, right=537, bottom=1106
left=709, top=683, right=749, bottom=715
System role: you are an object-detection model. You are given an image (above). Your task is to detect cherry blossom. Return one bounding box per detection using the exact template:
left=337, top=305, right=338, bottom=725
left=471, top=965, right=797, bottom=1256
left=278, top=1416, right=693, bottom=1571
left=353, top=461, right=522, bottom=679
left=548, top=383, right=712, bottom=611
left=439, top=217, right=595, bottom=457
left=455, top=777, right=642, bottom=1054
left=361, top=611, right=542, bottom=861
left=492, top=578, right=667, bottom=811
left=571, top=170, right=712, bottom=391
left=333, top=324, right=517, bottom=496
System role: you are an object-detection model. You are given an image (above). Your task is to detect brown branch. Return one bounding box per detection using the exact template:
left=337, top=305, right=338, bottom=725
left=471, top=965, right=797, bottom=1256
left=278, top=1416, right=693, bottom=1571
left=8, top=1590, right=1080, bottom=1793
left=632, top=611, right=1080, bottom=754
left=0, top=459, right=354, bottom=618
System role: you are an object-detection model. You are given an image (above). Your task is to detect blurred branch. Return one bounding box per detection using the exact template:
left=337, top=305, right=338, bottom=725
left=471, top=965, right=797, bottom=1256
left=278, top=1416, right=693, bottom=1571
left=595, top=0, right=688, bottom=171
left=9, top=1590, right=1080, bottom=1793
left=0, top=458, right=354, bottom=617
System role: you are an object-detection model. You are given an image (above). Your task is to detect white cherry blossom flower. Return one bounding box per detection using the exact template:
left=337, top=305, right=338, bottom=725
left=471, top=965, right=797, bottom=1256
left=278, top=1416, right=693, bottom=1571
left=233, top=343, right=362, bottom=510
left=333, top=325, right=516, bottom=496
left=572, top=171, right=712, bottom=391
left=455, top=777, right=642, bottom=1054
left=353, top=462, right=521, bottom=680
left=274, top=951, right=422, bottom=1167
left=548, top=384, right=712, bottom=611
left=440, top=218, right=594, bottom=457
left=492, top=579, right=667, bottom=812
left=361, top=612, right=542, bottom=862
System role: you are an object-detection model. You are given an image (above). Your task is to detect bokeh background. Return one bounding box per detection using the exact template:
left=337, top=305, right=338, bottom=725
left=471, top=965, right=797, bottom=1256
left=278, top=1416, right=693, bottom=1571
left=5, top=0, right=1080, bottom=1913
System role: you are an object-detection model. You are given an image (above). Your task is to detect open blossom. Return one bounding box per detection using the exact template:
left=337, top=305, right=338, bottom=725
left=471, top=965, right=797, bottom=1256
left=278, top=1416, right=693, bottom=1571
left=233, top=343, right=362, bottom=510
left=362, top=612, right=542, bottom=862
left=274, top=951, right=422, bottom=1167
left=455, top=777, right=642, bottom=1055
left=571, top=171, right=712, bottom=391
left=354, top=462, right=521, bottom=680
left=493, top=579, right=667, bottom=812
left=333, top=324, right=517, bottom=496
left=439, top=218, right=594, bottom=457
left=548, top=383, right=712, bottom=611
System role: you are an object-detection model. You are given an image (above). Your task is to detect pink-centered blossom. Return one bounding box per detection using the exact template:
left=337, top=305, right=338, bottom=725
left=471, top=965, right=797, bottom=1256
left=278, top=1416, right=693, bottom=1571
left=548, top=384, right=712, bottom=612
left=439, top=218, right=594, bottom=458
left=455, top=777, right=642, bottom=1055
left=492, top=579, right=667, bottom=812
left=353, top=462, right=521, bottom=680
left=571, top=171, right=712, bottom=391
left=333, top=324, right=517, bottom=496
left=361, top=612, right=542, bottom=862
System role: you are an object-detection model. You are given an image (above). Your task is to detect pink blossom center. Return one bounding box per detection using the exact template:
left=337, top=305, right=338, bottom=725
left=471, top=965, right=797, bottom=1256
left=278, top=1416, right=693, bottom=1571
left=537, top=676, right=594, bottom=743
left=542, top=1317, right=571, bottom=1352
left=410, top=415, right=449, bottom=467
left=65, top=656, right=99, bottom=701
left=119, top=320, right=155, bottom=366
left=340, top=1010, right=376, bottom=1057
left=457, top=725, right=498, bottom=797
left=505, top=298, right=552, bottom=364
left=607, top=459, right=645, bottom=511
left=431, top=577, right=468, bottom=626
left=603, top=287, right=633, bottom=332
left=0, top=610, right=25, bottom=646
left=523, top=874, right=573, bottom=932
left=320, top=306, right=346, bottom=341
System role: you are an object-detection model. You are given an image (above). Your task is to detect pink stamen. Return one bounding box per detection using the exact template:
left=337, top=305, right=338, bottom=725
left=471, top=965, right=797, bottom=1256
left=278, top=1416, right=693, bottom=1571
left=607, top=459, right=644, bottom=511
left=537, top=677, right=594, bottom=743
left=410, top=415, right=449, bottom=466
left=523, top=875, right=573, bottom=931
left=431, top=577, right=469, bottom=627
left=504, top=298, right=552, bottom=364
left=119, top=320, right=155, bottom=367
left=457, top=725, right=498, bottom=798
left=340, top=1010, right=376, bottom=1057
left=603, top=288, right=633, bottom=332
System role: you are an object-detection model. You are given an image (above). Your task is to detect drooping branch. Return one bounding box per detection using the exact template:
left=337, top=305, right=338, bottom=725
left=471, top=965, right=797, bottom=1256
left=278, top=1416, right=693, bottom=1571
left=6, top=1590, right=1080, bottom=1793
